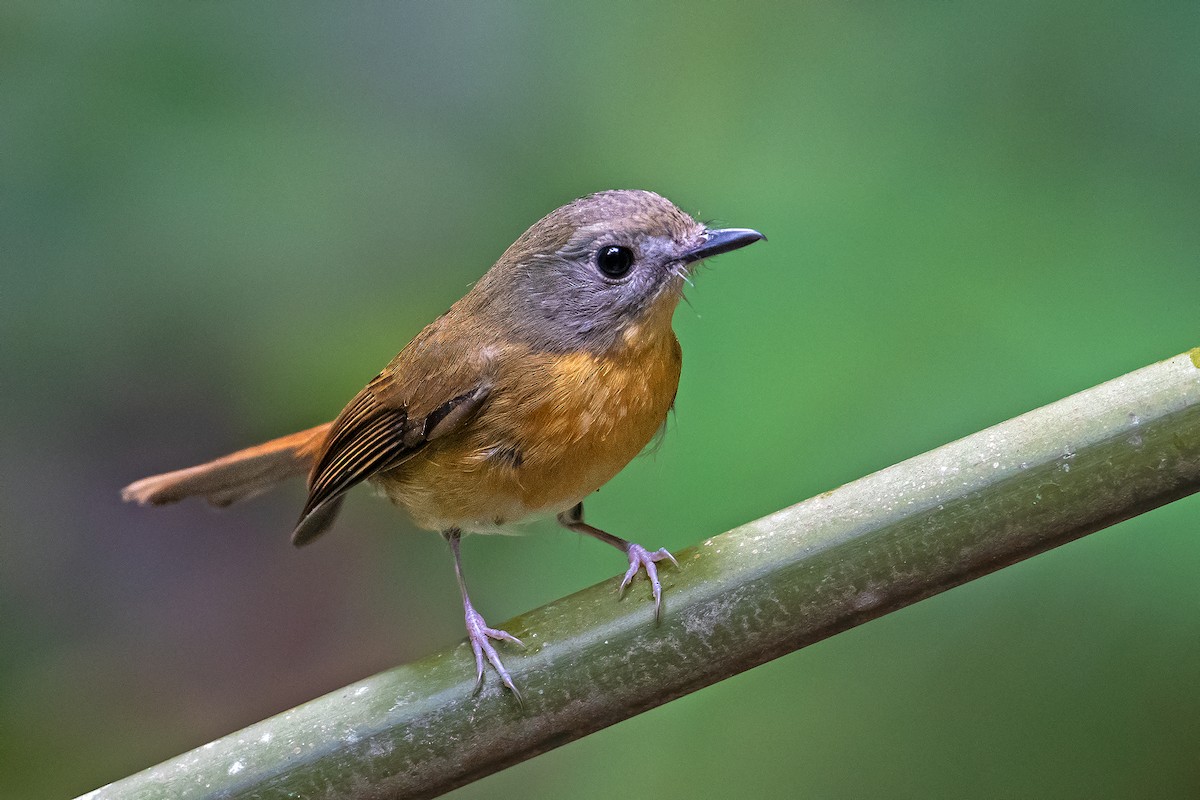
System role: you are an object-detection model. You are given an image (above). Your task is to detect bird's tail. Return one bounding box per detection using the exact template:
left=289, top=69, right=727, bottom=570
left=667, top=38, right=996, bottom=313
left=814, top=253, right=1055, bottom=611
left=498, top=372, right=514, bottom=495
left=121, top=423, right=333, bottom=508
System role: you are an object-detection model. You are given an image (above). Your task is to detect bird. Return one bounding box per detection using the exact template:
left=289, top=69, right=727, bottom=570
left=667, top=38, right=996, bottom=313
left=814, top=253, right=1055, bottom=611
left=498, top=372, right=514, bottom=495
left=122, top=189, right=764, bottom=697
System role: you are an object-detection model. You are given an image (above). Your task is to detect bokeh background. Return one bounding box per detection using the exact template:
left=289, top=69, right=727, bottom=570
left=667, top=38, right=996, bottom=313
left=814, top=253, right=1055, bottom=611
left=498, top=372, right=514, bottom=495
left=3, top=3, right=1199, bottom=798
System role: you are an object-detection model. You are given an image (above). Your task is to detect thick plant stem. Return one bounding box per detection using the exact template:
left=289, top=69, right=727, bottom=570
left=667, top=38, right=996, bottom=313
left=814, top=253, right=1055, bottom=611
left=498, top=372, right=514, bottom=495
left=83, top=349, right=1200, bottom=800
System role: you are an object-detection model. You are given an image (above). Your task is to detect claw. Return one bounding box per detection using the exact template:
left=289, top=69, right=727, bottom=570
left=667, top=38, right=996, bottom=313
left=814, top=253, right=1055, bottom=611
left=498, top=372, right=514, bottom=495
left=464, top=604, right=524, bottom=703
left=619, top=543, right=679, bottom=621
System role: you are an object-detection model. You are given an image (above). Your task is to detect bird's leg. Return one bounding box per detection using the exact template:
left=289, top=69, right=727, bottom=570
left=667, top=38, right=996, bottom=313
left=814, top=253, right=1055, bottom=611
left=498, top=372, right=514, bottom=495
left=557, top=503, right=679, bottom=621
left=444, top=529, right=523, bottom=699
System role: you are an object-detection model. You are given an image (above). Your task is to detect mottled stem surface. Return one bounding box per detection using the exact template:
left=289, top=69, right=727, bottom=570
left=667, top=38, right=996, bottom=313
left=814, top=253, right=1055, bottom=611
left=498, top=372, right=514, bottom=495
left=83, top=349, right=1200, bottom=800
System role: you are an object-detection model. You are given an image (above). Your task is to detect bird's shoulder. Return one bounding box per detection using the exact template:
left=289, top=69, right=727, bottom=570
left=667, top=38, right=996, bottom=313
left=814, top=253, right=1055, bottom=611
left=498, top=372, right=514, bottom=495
left=367, top=306, right=540, bottom=417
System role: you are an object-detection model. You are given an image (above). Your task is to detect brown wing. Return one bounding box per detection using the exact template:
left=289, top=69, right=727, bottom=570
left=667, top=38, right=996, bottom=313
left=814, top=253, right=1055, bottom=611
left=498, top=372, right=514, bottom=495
left=291, top=374, right=489, bottom=546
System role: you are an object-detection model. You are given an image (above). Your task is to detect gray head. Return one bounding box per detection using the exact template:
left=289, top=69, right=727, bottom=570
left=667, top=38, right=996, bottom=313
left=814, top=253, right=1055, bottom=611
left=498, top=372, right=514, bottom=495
left=467, top=190, right=764, bottom=353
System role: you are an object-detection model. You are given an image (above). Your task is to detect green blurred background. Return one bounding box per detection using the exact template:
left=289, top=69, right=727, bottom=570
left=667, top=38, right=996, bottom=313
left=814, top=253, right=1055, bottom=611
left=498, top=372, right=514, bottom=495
left=3, top=2, right=1198, bottom=798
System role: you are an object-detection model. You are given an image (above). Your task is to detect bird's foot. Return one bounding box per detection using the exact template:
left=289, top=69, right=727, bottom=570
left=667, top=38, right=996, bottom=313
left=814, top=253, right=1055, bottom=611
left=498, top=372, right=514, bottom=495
left=463, top=602, right=524, bottom=700
left=619, top=543, right=679, bottom=621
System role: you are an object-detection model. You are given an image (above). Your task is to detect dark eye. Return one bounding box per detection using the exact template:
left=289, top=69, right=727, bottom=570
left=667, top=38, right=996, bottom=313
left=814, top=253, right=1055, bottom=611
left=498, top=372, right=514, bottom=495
left=596, top=245, right=634, bottom=278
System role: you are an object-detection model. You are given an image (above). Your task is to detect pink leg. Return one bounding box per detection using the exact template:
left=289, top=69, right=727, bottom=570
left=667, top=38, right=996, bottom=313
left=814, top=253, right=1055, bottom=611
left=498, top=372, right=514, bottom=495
left=557, top=504, right=679, bottom=621
left=446, top=529, right=523, bottom=699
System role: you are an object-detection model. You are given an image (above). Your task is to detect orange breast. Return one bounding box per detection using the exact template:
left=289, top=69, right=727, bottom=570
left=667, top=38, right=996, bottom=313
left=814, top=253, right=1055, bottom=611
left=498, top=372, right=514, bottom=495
left=380, top=321, right=682, bottom=533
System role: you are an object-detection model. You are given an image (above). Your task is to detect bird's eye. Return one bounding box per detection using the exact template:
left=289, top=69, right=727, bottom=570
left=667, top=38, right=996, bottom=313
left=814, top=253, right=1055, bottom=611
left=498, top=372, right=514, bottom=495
left=596, top=245, right=634, bottom=278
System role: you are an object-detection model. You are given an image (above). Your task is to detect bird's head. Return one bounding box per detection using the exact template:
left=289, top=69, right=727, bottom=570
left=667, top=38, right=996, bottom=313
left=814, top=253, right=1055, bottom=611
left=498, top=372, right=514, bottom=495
left=472, top=190, right=764, bottom=354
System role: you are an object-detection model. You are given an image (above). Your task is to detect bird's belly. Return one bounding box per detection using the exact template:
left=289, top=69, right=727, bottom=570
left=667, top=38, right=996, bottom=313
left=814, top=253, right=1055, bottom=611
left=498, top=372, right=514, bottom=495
left=377, top=340, right=681, bottom=533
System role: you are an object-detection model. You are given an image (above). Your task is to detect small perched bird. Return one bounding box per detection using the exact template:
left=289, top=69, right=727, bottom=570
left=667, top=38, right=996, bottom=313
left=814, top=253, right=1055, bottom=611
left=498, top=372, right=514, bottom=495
left=123, top=190, right=764, bottom=695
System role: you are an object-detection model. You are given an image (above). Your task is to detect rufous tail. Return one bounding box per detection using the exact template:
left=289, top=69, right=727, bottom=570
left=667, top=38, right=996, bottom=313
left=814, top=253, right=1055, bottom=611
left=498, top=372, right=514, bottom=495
left=121, top=423, right=333, bottom=508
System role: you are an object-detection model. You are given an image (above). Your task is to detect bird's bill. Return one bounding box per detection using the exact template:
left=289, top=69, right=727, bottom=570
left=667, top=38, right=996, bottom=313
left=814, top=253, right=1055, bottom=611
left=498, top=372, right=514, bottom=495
left=681, top=228, right=766, bottom=264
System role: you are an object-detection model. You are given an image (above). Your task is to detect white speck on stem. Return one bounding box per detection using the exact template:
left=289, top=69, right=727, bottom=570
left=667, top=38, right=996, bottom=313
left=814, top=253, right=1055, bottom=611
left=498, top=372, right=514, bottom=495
left=228, top=761, right=245, bottom=776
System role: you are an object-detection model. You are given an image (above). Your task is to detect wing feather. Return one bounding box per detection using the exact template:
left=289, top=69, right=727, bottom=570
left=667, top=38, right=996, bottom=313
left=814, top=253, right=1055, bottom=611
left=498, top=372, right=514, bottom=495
left=291, top=378, right=489, bottom=546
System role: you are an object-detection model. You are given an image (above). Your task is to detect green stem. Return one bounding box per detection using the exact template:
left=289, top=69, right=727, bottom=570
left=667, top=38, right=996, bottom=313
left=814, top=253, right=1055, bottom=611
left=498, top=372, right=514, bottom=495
left=84, top=349, right=1200, bottom=800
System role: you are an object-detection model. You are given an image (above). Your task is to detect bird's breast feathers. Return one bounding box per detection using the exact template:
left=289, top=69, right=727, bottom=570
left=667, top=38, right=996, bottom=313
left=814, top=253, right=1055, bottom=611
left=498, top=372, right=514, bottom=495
left=379, top=325, right=682, bottom=533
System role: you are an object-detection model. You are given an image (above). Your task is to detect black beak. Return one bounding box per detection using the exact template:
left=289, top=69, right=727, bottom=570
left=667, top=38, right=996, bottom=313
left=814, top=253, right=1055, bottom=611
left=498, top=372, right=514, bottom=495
left=681, top=228, right=766, bottom=264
